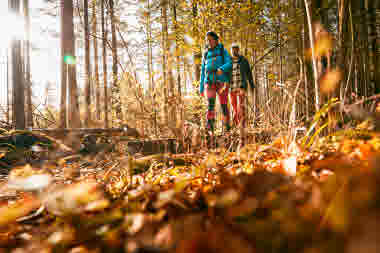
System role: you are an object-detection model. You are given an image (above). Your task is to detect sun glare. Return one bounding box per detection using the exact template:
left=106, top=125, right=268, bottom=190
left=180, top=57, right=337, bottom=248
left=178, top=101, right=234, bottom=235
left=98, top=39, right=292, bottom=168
left=0, top=9, right=26, bottom=50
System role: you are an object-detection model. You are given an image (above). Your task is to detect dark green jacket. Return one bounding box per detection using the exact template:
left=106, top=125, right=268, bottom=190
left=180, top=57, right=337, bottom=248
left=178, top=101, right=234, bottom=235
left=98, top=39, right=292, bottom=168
left=235, top=55, right=255, bottom=91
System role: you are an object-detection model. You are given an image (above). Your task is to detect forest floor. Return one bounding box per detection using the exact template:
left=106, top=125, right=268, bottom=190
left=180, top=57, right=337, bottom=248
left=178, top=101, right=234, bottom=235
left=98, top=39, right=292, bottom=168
left=0, top=126, right=379, bottom=253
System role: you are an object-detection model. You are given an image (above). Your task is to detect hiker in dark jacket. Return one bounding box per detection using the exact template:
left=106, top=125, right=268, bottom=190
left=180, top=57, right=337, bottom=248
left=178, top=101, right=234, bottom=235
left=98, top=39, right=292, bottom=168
left=229, top=43, right=255, bottom=128
left=200, top=31, right=232, bottom=133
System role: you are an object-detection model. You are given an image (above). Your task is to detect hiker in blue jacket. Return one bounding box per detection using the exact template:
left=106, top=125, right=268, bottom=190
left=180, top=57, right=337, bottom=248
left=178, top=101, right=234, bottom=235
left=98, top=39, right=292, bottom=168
left=200, top=31, right=232, bottom=133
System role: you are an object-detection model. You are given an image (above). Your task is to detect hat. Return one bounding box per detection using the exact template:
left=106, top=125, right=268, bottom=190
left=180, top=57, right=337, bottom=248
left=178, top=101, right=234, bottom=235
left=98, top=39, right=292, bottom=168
left=206, top=31, right=219, bottom=40
left=231, top=43, right=240, bottom=48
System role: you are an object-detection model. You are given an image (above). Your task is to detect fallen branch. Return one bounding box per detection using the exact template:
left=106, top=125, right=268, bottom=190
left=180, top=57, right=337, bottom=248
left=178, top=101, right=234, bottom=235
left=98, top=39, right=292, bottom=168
left=29, top=127, right=140, bottom=138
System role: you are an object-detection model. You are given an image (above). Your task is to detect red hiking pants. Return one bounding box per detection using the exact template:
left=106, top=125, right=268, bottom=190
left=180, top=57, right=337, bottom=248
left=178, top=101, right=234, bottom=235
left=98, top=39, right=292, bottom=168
left=230, top=88, right=246, bottom=127
left=206, top=82, right=230, bottom=131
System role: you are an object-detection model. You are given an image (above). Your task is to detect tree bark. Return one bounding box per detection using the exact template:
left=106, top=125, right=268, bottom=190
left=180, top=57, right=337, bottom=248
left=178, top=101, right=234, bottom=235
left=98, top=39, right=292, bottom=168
left=6, top=53, right=10, bottom=124
left=192, top=1, right=201, bottom=82
left=59, top=0, right=67, bottom=128
left=59, top=52, right=67, bottom=127
left=23, top=0, right=33, bottom=127
left=146, top=0, right=154, bottom=93
left=304, top=0, right=320, bottom=111
left=84, top=0, right=91, bottom=127
left=109, top=0, right=122, bottom=126
left=93, top=1, right=100, bottom=121
left=337, top=0, right=349, bottom=103
left=359, top=0, right=370, bottom=96
left=161, top=0, right=169, bottom=125
left=10, top=0, right=25, bottom=129
left=62, top=0, right=81, bottom=128
left=172, top=0, right=182, bottom=122
left=369, top=0, right=380, bottom=93
left=101, top=0, right=109, bottom=128
left=352, top=0, right=370, bottom=97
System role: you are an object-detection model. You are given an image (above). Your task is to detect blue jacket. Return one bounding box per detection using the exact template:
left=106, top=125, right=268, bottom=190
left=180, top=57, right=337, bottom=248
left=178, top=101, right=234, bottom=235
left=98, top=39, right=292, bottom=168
left=200, top=43, right=232, bottom=94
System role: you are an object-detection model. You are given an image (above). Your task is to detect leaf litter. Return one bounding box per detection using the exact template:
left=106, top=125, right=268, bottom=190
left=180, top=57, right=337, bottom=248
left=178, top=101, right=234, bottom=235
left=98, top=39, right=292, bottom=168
left=0, top=128, right=379, bottom=252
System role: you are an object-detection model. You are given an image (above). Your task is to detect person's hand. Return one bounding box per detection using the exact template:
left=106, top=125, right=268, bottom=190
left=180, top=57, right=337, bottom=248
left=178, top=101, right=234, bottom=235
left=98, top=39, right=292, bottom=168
left=216, top=69, right=223, bottom=75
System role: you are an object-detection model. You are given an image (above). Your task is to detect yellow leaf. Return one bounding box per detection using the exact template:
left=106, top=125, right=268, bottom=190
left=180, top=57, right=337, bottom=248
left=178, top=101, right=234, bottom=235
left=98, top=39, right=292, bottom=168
left=320, top=69, right=342, bottom=94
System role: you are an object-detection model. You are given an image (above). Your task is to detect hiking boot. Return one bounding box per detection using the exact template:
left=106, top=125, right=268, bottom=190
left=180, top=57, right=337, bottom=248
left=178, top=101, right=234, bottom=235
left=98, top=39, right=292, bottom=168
left=206, top=132, right=216, bottom=149
left=206, top=119, right=215, bottom=133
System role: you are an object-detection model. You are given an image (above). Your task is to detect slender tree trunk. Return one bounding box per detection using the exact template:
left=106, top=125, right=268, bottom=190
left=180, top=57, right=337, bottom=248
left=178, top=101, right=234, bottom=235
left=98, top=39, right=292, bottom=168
left=84, top=0, right=91, bottom=126
left=183, top=58, right=189, bottom=94
left=60, top=66, right=67, bottom=128
left=60, top=0, right=67, bottom=128
left=192, top=1, right=201, bottom=82
left=337, top=0, right=349, bottom=103
left=172, top=0, right=181, bottom=97
left=6, top=52, right=10, bottom=124
left=101, top=0, right=109, bottom=128
left=23, top=0, right=32, bottom=127
left=311, top=0, right=325, bottom=78
left=161, top=0, right=169, bottom=125
left=109, top=0, right=122, bottom=125
left=304, top=0, right=320, bottom=111
left=10, top=0, right=25, bottom=129
left=300, top=0, right=310, bottom=119
left=63, top=0, right=81, bottom=128
left=359, top=0, right=370, bottom=96
left=294, top=0, right=304, bottom=119
left=93, top=1, right=100, bottom=121
left=172, top=0, right=182, bottom=122
left=145, top=0, right=155, bottom=133
left=351, top=0, right=370, bottom=97
left=146, top=0, right=153, bottom=93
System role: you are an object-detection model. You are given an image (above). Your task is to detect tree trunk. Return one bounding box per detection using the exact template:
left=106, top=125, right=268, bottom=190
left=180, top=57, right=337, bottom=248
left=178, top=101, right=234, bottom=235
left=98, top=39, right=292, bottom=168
left=192, top=1, right=201, bottom=82
left=369, top=0, right=380, bottom=93
left=183, top=57, right=189, bottom=94
left=10, top=0, right=25, bottom=130
left=101, top=0, right=109, bottom=128
left=304, top=0, right=320, bottom=111
left=62, top=0, right=81, bottom=128
left=172, top=0, right=181, bottom=97
left=359, top=0, right=370, bottom=97
left=146, top=0, right=154, bottom=93
left=172, top=0, right=182, bottom=122
left=60, top=21, right=67, bottom=128
left=301, top=0, right=311, bottom=119
left=109, top=0, right=122, bottom=126
left=6, top=53, right=10, bottom=124
left=161, top=0, right=169, bottom=125
left=84, top=0, right=91, bottom=127
left=93, top=1, right=100, bottom=121
left=352, top=0, right=370, bottom=97
left=23, top=0, right=32, bottom=127
left=337, top=0, right=349, bottom=103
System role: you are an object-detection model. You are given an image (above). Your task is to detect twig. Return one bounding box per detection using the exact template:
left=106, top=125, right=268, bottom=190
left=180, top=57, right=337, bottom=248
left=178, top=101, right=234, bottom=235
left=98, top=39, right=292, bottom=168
left=289, top=56, right=304, bottom=143
left=103, top=161, right=120, bottom=179
left=254, top=39, right=290, bottom=66
left=344, top=93, right=380, bottom=112
left=17, top=205, right=45, bottom=223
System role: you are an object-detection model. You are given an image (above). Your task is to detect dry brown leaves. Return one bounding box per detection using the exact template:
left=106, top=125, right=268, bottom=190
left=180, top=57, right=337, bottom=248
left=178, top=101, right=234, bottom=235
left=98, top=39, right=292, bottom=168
left=0, top=131, right=379, bottom=252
